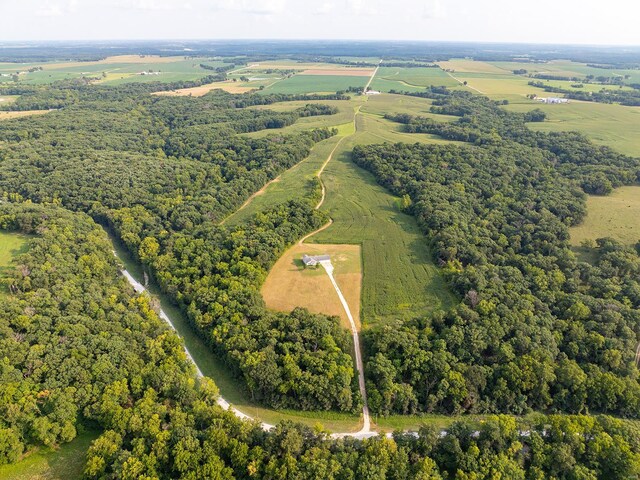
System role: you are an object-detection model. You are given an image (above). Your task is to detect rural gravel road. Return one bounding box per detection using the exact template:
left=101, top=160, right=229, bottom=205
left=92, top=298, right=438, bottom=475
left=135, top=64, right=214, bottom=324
left=320, top=259, right=371, bottom=437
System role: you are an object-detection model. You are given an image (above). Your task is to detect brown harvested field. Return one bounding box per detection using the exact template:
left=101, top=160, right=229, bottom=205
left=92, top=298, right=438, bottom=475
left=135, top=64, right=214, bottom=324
left=300, top=68, right=375, bottom=77
left=261, top=243, right=362, bottom=329
left=153, top=82, right=254, bottom=96
left=0, top=110, right=49, bottom=120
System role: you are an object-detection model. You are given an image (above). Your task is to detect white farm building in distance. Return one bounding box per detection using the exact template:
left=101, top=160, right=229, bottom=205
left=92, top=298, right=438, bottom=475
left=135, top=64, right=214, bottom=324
left=536, top=97, right=569, bottom=104
left=302, top=254, right=330, bottom=267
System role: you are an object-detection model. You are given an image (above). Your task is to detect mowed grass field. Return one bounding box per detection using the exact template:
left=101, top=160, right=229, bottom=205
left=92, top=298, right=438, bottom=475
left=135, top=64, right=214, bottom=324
left=569, top=186, right=640, bottom=247
left=261, top=243, right=362, bottom=329
left=0, top=430, right=99, bottom=480
left=312, top=131, right=457, bottom=326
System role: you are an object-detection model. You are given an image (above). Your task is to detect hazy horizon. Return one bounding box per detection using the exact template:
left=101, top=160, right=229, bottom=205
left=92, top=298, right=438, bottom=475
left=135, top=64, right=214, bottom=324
left=1, top=0, right=638, bottom=47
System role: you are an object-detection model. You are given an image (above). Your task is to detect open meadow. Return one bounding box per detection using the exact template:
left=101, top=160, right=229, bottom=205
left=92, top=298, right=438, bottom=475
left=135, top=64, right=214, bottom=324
left=569, top=186, right=640, bottom=248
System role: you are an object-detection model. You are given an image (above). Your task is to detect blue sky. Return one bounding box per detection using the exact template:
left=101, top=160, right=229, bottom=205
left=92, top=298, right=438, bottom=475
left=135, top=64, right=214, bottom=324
left=2, top=0, right=639, bottom=46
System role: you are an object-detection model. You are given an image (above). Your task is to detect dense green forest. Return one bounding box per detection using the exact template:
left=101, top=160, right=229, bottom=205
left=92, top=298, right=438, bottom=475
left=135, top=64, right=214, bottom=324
left=0, top=84, right=358, bottom=412
left=2, top=205, right=640, bottom=478
left=3, top=68, right=640, bottom=477
left=354, top=88, right=640, bottom=417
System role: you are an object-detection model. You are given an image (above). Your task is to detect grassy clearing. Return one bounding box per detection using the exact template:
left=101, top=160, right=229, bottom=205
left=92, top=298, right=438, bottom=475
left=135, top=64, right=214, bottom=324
left=503, top=99, right=640, bottom=156
left=261, top=243, right=362, bottom=329
left=569, top=186, right=640, bottom=248
left=0, top=429, right=99, bottom=480
left=0, top=95, right=18, bottom=104
left=242, top=99, right=356, bottom=138
left=153, top=82, right=254, bottom=96
left=225, top=136, right=343, bottom=225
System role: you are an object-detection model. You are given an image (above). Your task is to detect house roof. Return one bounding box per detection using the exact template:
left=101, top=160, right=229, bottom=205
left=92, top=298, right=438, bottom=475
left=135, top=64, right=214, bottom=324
left=302, top=254, right=330, bottom=265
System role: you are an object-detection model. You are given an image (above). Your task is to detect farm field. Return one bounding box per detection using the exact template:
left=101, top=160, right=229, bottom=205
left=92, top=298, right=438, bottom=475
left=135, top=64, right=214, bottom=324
left=260, top=74, right=368, bottom=94
left=0, top=430, right=99, bottom=480
left=152, top=81, right=254, bottom=96
left=371, top=66, right=459, bottom=91
left=569, top=186, right=640, bottom=248
left=261, top=243, right=363, bottom=329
